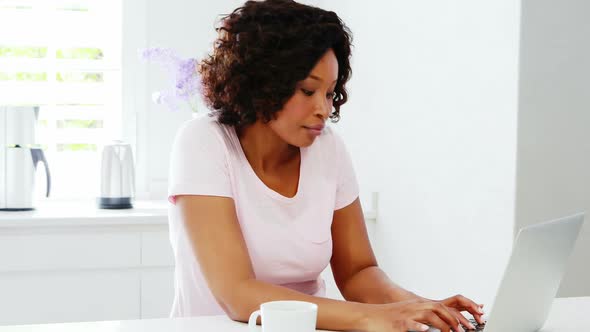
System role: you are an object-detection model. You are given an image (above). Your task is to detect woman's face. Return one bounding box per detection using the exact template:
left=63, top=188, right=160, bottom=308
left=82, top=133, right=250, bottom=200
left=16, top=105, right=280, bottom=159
left=268, top=49, right=339, bottom=147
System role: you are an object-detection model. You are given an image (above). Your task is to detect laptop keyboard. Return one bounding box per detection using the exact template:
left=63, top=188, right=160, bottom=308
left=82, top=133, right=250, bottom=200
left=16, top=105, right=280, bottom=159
left=463, top=318, right=486, bottom=331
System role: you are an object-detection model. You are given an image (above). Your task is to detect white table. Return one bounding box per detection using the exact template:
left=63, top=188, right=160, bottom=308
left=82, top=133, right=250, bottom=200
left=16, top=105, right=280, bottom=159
left=1, top=297, right=587, bottom=332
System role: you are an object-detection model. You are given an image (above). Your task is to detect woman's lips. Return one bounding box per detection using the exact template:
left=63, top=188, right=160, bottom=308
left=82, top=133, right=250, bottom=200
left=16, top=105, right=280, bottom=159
left=303, top=125, right=324, bottom=136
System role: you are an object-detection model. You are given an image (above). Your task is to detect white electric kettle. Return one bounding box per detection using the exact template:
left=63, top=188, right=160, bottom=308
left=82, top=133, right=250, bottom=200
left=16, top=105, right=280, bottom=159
left=97, top=140, right=135, bottom=209
left=0, top=106, right=51, bottom=211
left=0, top=145, right=51, bottom=211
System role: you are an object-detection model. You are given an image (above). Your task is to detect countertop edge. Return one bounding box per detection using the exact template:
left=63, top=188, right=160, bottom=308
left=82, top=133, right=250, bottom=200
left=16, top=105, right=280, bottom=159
left=0, top=200, right=378, bottom=229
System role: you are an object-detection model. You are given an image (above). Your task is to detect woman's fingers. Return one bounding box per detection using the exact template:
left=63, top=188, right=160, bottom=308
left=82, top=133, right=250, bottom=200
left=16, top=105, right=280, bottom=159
left=472, top=304, right=485, bottom=324
left=416, top=302, right=462, bottom=332
left=406, top=320, right=431, bottom=332
left=442, top=295, right=486, bottom=325
left=448, top=307, right=475, bottom=330
left=416, top=310, right=458, bottom=332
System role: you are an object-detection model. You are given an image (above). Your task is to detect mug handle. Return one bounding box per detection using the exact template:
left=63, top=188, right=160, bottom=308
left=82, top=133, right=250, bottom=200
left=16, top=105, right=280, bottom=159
left=248, top=310, right=261, bottom=330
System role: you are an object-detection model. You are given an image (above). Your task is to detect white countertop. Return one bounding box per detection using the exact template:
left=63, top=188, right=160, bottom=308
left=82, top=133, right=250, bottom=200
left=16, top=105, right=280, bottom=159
left=0, top=200, right=377, bottom=229
left=0, top=200, right=169, bottom=228
left=0, top=297, right=587, bottom=332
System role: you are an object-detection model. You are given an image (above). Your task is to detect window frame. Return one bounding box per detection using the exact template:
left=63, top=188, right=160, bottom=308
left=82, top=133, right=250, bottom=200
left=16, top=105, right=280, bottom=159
left=121, top=0, right=149, bottom=200
left=0, top=0, right=130, bottom=203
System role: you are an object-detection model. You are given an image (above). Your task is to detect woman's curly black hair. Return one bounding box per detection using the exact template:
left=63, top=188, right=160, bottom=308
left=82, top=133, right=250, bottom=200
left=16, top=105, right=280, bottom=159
left=199, top=0, right=353, bottom=127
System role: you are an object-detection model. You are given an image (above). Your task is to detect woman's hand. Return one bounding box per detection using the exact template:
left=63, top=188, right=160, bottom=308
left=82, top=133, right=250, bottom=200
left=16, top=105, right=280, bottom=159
left=360, top=298, right=466, bottom=332
left=434, top=294, right=486, bottom=330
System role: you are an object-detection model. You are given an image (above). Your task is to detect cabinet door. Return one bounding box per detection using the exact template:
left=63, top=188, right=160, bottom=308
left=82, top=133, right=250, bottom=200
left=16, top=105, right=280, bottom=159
left=140, top=268, right=174, bottom=319
left=140, top=228, right=175, bottom=318
left=0, top=231, right=141, bottom=272
left=141, top=230, right=174, bottom=267
left=0, top=270, right=140, bottom=326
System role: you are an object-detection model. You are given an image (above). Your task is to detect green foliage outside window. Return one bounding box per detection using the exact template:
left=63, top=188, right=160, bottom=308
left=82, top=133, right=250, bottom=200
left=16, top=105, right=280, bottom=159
left=56, top=72, right=103, bottom=83
left=0, top=46, right=47, bottom=58
left=56, top=48, right=103, bottom=60
left=0, top=72, right=47, bottom=81
left=57, top=144, right=97, bottom=152
left=0, top=47, right=103, bottom=60
left=57, top=119, right=103, bottom=129
left=57, top=6, right=88, bottom=12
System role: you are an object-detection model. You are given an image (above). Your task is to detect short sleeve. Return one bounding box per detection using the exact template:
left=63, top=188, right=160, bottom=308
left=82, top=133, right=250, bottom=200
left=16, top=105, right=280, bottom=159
left=167, top=117, right=232, bottom=204
left=332, top=130, right=359, bottom=210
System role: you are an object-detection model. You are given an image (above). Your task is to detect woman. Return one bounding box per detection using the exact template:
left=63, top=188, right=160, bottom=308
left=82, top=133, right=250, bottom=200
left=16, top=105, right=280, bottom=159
left=167, top=1, right=485, bottom=331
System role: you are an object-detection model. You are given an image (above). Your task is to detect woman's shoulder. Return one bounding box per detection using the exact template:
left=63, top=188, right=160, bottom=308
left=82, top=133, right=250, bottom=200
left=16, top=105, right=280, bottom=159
left=174, top=113, right=232, bottom=147
left=177, top=113, right=221, bottom=135
left=170, top=114, right=238, bottom=166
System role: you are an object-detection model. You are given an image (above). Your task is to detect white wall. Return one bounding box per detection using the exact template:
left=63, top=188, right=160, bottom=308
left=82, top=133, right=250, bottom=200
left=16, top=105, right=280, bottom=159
left=324, top=0, right=521, bottom=308
left=515, top=0, right=590, bottom=297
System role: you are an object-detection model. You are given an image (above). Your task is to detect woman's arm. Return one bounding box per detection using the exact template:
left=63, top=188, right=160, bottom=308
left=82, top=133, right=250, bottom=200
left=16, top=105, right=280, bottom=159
left=330, top=198, right=485, bottom=330
left=330, top=198, right=423, bottom=304
left=177, top=195, right=466, bottom=332
left=175, top=195, right=369, bottom=331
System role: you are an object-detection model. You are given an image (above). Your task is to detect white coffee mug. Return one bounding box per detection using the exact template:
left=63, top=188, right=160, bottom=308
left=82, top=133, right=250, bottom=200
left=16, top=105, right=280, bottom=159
left=248, top=300, right=318, bottom=332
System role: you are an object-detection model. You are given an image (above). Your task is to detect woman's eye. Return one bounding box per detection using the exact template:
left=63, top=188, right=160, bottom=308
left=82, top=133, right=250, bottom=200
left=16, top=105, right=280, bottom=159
left=301, top=89, right=335, bottom=99
left=301, top=89, right=314, bottom=96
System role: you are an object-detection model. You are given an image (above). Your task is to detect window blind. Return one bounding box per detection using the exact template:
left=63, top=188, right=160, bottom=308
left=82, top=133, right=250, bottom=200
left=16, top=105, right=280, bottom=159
left=0, top=0, right=122, bottom=199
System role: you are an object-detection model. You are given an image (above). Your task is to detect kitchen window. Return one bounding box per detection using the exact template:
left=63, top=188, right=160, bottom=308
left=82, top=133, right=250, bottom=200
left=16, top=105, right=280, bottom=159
left=0, top=0, right=124, bottom=200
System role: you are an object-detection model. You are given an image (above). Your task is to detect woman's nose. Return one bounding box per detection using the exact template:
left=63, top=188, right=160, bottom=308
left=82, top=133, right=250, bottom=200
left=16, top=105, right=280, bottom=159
left=315, top=100, right=330, bottom=119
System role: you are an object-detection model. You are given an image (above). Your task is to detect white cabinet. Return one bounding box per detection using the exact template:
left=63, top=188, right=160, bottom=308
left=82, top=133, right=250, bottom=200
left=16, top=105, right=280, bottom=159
left=0, top=271, right=141, bottom=325
left=0, top=209, right=174, bottom=326
left=0, top=231, right=142, bottom=272
left=141, top=269, right=175, bottom=319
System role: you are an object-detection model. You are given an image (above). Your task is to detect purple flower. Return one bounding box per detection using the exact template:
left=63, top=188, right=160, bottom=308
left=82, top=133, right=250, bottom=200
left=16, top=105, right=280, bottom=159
left=139, top=47, right=202, bottom=112
left=175, top=58, right=202, bottom=98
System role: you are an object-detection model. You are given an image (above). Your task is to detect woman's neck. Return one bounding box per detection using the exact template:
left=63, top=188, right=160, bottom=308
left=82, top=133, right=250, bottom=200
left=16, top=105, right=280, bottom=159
left=236, top=121, right=299, bottom=173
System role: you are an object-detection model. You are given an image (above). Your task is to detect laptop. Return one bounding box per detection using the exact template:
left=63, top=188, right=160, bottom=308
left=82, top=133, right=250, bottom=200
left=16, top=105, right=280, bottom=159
left=427, top=212, right=585, bottom=332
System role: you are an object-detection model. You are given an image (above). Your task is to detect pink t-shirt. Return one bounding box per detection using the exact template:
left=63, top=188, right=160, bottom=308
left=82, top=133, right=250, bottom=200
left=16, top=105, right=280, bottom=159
left=167, top=113, right=359, bottom=317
